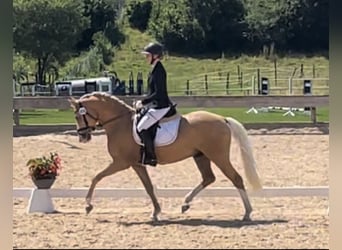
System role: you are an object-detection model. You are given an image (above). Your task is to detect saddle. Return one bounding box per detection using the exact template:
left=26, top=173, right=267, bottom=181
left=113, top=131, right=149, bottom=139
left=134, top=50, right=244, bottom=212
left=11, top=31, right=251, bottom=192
left=132, top=104, right=181, bottom=147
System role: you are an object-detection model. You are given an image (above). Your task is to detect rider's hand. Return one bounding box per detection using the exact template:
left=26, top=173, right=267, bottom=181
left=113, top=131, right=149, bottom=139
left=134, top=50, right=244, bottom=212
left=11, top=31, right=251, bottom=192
left=135, top=100, right=143, bottom=109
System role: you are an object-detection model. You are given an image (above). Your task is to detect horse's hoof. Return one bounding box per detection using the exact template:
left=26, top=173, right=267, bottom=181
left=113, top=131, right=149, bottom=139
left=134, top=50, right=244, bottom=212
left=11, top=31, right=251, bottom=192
left=150, top=214, right=159, bottom=222
left=85, top=204, right=93, bottom=215
left=242, top=215, right=251, bottom=221
left=181, top=204, right=190, bottom=213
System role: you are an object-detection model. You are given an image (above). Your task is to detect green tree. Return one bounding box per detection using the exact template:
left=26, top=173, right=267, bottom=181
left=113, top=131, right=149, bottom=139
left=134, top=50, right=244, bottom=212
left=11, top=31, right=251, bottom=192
left=187, top=0, right=247, bottom=53
left=148, top=0, right=247, bottom=54
left=13, top=51, right=31, bottom=83
left=61, top=32, right=115, bottom=78
left=243, top=0, right=329, bottom=53
left=126, top=0, right=153, bottom=31
left=285, top=0, right=328, bottom=52
left=243, top=0, right=288, bottom=50
left=92, top=32, right=115, bottom=66
left=148, top=0, right=206, bottom=53
left=77, top=0, right=125, bottom=51
left=61, top=47, right=103, bottom=78
left=13, top=0, right=89, bottom=85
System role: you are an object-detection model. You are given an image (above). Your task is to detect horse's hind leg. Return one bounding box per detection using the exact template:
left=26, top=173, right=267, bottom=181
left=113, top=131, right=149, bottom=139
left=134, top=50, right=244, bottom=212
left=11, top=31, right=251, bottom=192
left=132, top=165, right=161, bottom=222
left=212, top=156, right=253, bottom=221
left=85, top=161, right=129, bottom=214
left=181, top=153, right=216, bottom=213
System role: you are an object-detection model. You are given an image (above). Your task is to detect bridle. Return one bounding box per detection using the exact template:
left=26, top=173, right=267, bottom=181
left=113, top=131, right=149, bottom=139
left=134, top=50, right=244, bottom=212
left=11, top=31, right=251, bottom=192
left=76, top=102, right=97, bottom=135
left=76, top=101, right=133, bottom=135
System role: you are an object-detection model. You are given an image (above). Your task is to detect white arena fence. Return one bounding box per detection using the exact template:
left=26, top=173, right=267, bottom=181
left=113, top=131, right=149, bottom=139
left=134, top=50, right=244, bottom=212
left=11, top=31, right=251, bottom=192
left=14, top=186, right=329, bottom=198
left=13, top=186, right=329, bottom=213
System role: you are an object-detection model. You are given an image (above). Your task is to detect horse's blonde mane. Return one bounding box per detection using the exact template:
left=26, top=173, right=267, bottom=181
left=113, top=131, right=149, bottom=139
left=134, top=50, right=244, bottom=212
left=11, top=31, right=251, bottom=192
left=80, top=92, right=134, bottom=111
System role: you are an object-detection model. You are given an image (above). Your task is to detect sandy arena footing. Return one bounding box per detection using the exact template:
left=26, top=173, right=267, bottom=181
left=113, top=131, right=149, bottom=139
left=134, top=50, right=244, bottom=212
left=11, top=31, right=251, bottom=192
left=13, top=128, right=329, bottom=249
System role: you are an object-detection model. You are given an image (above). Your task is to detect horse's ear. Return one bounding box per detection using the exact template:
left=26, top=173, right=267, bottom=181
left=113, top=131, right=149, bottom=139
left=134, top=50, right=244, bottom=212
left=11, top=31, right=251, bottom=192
left=68, top=97, right=77, bottom=110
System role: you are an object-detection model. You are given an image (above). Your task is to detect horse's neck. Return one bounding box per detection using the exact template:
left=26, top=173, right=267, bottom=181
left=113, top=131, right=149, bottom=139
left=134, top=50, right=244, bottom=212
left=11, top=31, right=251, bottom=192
left=104, top=113, right=134, bottom=159
left=102, top=107, right=133, bottom=137
left=94, top=98, right=135, bottom=148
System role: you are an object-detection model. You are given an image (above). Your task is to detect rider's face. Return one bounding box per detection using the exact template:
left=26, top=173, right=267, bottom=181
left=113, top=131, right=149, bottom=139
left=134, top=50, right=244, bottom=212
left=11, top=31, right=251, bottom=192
left=145, top=53, right=152, bottom=64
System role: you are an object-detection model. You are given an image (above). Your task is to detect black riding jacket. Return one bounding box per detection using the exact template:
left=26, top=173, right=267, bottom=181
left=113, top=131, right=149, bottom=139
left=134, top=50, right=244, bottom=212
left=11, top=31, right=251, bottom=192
left=141, top=60, right=172, bottom=109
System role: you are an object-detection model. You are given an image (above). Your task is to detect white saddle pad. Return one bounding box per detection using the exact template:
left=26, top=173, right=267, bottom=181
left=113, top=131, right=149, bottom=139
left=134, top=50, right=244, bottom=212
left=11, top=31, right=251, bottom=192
left=133, top=115, right=181, bottom=147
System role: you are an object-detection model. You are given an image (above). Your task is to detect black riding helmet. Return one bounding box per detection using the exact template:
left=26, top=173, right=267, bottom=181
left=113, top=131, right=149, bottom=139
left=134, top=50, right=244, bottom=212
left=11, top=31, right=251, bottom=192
left=141, top=42, right=163, bottom=57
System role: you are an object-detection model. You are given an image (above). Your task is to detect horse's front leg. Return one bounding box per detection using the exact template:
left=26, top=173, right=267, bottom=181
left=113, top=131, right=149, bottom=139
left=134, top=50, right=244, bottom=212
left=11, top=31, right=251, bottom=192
left=132, top=165, right=161, bottom=222
left=85, top=161, right=129, bottom=214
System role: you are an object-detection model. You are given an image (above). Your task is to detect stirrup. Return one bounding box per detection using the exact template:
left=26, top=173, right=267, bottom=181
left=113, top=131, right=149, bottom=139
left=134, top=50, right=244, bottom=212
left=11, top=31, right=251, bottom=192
left=140, top=151, right=157, bottom=167
left=139, top=151, right=157, bottom=167
left=144, top=158, right=157, bottom=167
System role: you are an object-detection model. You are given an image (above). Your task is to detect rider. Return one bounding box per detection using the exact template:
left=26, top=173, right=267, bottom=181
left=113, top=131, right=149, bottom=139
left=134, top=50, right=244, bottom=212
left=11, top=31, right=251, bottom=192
left=135, top=42, right=174, bottom=167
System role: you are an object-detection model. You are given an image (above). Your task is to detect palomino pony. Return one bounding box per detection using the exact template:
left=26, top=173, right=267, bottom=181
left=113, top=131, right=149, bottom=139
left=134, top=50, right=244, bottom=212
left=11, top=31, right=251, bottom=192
left=69, top=92, right=262, bottom=221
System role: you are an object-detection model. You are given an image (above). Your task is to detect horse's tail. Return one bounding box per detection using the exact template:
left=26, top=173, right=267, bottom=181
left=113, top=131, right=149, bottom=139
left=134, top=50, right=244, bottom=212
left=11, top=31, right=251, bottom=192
left=225, top=117, right=263, bottom=191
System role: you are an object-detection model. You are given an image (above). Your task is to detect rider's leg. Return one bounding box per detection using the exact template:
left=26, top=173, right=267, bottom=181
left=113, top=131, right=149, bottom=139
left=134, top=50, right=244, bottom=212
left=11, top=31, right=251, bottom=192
left=136, top=107, right=170, bottom=166
left=139, top=128, right=157, bottom=166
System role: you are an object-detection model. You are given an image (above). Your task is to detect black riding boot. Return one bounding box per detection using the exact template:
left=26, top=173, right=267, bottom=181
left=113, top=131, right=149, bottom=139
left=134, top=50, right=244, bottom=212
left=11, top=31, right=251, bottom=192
left=139, top=130, right=157, bottom=166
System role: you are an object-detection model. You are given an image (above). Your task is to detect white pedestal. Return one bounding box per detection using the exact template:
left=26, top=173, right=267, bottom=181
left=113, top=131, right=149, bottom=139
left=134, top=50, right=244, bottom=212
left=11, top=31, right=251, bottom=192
left=27, top=189, right=55, bottom=213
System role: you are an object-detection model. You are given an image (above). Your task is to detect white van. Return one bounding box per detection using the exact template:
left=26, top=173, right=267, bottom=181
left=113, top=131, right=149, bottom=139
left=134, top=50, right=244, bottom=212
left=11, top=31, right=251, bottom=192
left=55, top=75, right=124, bottom=96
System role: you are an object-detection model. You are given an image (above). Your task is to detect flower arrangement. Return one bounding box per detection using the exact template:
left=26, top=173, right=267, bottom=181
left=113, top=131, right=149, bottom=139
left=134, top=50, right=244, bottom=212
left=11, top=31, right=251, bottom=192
left=26, top=152, right=62, bottom=180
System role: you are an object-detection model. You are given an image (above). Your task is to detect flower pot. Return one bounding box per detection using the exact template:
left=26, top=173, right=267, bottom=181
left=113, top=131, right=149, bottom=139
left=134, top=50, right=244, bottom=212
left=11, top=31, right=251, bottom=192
left=31, top=177, right=56, bottom=189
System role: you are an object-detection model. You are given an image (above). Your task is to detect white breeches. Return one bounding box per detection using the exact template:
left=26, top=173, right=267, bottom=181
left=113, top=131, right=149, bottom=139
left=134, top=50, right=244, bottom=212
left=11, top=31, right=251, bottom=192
left=136, top=107, right=171, bottom=132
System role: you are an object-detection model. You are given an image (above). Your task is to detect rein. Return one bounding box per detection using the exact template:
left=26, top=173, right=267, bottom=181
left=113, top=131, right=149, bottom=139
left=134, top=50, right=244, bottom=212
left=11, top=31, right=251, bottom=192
left=98, top=111, right=134, bottom=127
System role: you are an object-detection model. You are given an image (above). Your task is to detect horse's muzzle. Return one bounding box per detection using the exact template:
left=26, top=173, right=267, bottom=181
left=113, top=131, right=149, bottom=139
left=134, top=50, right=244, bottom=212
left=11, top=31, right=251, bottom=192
left=79, top=133, right=91, bottom=143
left=77, top=127, right=94, bottom=143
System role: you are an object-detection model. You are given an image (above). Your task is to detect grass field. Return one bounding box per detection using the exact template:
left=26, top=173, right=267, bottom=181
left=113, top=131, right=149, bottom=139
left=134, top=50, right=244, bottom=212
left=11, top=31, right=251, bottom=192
left=18, top=107, right=329, bottom=125
left=58, top=27, right=329, bottom=96
left=18, top=27, right=329, bottom=125
left=107, top=28, right=329, bottom=96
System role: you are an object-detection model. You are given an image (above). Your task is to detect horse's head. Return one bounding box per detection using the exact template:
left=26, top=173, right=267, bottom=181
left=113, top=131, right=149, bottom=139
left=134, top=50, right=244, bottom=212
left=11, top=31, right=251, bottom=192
left=69, top=92, right=135, bottom=143
left=69, top=95, right=99, bottom=143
